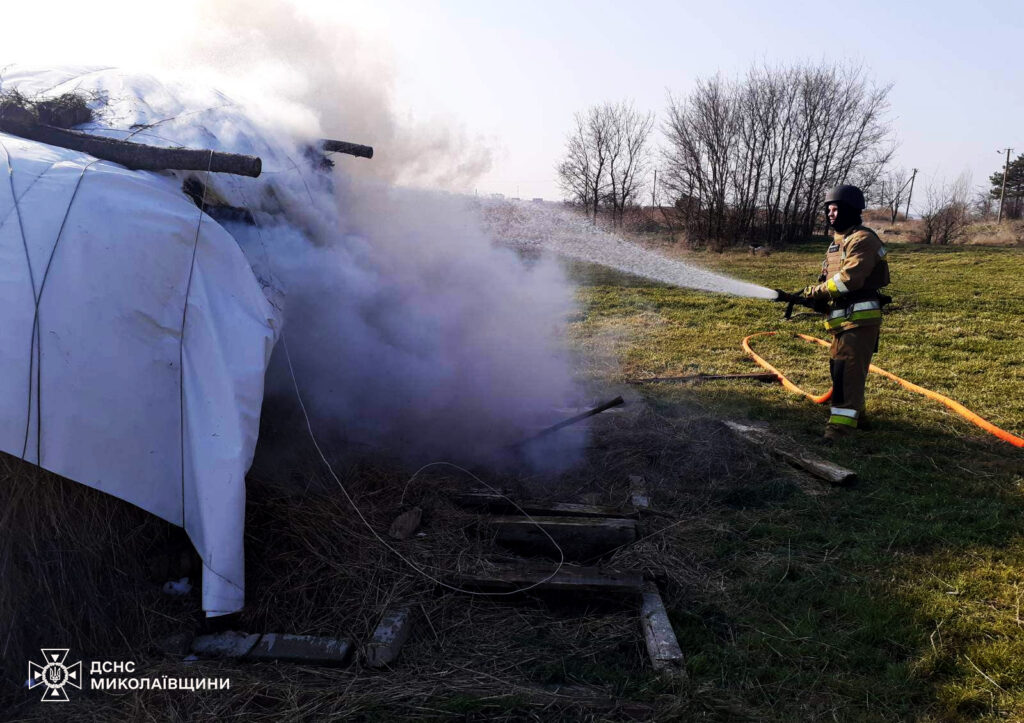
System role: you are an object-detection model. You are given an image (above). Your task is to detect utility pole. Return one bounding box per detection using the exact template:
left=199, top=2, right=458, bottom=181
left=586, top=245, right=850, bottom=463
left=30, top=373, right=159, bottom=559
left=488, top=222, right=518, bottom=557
left=997, top=148, right=1013, bottom=223
left=651, top=169, right=657, bottom=208
left=904, top=168, right=917, bottom=221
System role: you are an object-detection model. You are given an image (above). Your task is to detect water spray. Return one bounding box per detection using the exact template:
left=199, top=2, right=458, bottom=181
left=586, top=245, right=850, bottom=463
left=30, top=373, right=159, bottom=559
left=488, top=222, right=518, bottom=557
left=482, top=200, right=779, bottom=299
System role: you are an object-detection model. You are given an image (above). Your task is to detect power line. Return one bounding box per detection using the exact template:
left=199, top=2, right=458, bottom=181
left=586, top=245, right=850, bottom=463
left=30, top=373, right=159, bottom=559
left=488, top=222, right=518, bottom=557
left=995, top=146, right=1011, bottom=222
left=904, top=168, right=917, bottom=221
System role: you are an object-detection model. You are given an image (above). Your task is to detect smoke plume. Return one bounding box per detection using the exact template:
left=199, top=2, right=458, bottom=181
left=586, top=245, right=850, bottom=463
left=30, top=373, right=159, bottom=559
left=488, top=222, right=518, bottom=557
left=175, top=0, right=494, bottom=191
left=2, top=2, right=586, bottom=467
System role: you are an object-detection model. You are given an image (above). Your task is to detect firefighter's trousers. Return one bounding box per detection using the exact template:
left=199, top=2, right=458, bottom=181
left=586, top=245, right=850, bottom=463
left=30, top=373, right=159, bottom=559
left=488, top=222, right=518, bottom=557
left=827, top=325, right=880, bottom=429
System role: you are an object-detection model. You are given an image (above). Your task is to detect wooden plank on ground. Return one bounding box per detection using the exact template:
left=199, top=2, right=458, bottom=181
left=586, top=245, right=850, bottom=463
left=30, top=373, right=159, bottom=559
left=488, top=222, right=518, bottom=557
left=451, top=491, right=636, bottom=519
left=191, top=632, right=352, bottom=665
left=364, top=606, right=414, bottom=667
left=486, top=516, right=636, bottom=560
left=450, top=561, right=643, bottom=594
left=724, top=421, right=857, bottom=486
left=640, top=582, right=684, bottom=673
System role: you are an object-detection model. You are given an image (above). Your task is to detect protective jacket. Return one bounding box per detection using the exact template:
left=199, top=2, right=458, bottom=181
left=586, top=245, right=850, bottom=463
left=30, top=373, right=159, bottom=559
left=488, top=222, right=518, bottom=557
left=804, top=225, right=889, bottom=332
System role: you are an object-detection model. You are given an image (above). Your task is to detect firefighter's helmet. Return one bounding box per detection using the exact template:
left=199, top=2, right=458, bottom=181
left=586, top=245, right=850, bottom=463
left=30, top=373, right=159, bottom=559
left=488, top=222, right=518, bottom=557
left=823, top=184, right=866, bottom=210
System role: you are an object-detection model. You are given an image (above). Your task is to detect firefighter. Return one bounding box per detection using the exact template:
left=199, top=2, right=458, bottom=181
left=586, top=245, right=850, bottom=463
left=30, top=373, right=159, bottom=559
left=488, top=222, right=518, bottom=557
left=800, top=184, right=890, bottom=443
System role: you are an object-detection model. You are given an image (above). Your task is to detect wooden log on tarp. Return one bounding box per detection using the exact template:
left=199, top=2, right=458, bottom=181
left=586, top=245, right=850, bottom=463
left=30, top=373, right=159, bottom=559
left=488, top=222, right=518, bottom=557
left=450, top=561, right=643, bottom=595
left=486, top=515, right=636, bottom=560
left=723, top=421, right=857, bottom=486
left=0, top=120, right=263, bottom=177
left=321, top=139, right=374, bottom=159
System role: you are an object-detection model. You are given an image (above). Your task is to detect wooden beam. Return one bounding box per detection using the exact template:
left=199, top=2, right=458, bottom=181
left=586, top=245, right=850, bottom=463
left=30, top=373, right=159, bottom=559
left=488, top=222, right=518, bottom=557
left=450, top=561, right=643, bottom=594
left=640, top=582, right=684, bottom=673
left=0, top=120, right=262, bottom=177
left=364, top=606, right=414, bottom=667
left=486, top=516, right=636, bottom=560
left=724, top=421, right=856, bottom=486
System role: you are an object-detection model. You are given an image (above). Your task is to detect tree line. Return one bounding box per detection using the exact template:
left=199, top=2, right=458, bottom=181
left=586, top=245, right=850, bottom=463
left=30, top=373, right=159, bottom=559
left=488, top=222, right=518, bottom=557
left=558, top=61, right=896, bottom=246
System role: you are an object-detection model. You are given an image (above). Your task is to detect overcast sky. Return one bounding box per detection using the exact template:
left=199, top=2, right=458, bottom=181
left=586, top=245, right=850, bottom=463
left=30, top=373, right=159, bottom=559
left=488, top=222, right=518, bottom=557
left=5, top=0, right=1022, bottom=209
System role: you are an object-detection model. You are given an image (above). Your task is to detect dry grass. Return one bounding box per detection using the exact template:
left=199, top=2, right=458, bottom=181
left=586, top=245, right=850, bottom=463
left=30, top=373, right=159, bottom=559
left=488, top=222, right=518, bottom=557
left=2, top=392, right=788, bottom=720
left=0, top=88, right=96, bottom=128
left=962, top=219, right=1024, bottom=246
left=862, top=209, right=1023, bottom=247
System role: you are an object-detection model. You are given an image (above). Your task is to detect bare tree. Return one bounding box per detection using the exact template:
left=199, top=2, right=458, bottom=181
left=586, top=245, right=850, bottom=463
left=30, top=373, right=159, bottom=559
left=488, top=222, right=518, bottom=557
left=604, top=102, right=654, bottom=226
left=921, top=171, right=972, bottom=244
left=557, top=109, right=609, bottom=222
left=558, top=102, right=654, bottom=225
left=972, top=188, right=995, bottom=219
left=876, top=167, right=912, bottom=223
left=660, top=61, right=895, bottom=247
left=661, top=76, right=737, bottom=243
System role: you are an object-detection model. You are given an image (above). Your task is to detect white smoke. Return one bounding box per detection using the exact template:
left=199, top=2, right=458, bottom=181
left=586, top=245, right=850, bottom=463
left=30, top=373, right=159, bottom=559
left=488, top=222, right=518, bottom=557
left=234, top=185, right=581, bottom=461
left=173, top=0, right=494, bottom=190
left=1, top=2, right=587, bottom=466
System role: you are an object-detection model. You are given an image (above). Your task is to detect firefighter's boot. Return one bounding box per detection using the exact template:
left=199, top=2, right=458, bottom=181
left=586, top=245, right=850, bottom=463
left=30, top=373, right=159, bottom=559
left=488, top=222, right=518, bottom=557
left=822, top=423, right=855, bottom=446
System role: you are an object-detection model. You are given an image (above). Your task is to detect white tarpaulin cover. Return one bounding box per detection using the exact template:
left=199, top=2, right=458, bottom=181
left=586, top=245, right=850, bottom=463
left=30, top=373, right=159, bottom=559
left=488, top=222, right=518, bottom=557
left=0, top=132, right=280, bottom=615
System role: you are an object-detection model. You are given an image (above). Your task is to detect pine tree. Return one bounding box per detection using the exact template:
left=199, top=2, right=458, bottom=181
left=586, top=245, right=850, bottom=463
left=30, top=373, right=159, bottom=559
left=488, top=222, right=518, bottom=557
left=989, top=153, right=1024, bottom=219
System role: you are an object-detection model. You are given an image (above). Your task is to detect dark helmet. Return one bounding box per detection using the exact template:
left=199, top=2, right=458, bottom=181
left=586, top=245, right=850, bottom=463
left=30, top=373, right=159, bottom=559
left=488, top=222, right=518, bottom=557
left=823, top=184, right=865, bottom=210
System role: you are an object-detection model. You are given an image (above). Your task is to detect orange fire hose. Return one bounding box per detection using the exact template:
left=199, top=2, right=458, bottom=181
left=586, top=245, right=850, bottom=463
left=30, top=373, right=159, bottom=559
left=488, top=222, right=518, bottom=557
left=742, top=331, right=1024, bottom=448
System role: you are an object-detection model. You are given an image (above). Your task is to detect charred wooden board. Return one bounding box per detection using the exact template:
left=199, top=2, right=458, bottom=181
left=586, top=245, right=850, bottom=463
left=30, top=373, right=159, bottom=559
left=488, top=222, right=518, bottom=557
left=485, top=516, right=637, bottom=560
left=451, top=491, right=636, bottom=519
left=451, top=561, right=643, bottom=594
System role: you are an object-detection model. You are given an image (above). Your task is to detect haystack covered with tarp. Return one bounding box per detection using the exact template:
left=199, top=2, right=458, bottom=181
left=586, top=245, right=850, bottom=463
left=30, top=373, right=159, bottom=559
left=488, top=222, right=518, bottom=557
left=0, top=66, right=289, bottom=615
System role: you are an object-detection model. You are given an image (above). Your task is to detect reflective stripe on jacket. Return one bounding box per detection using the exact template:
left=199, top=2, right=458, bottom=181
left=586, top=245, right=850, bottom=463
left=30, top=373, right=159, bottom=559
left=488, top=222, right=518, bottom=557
left=805, top=225, right=889, bottom=333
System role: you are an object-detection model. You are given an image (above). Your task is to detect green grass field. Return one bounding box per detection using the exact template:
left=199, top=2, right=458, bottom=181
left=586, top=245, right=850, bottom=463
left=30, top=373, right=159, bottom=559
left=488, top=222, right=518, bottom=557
left=5, top=238, right=1022, bottom=722
left=568, top=240, right=1024, bottom=720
